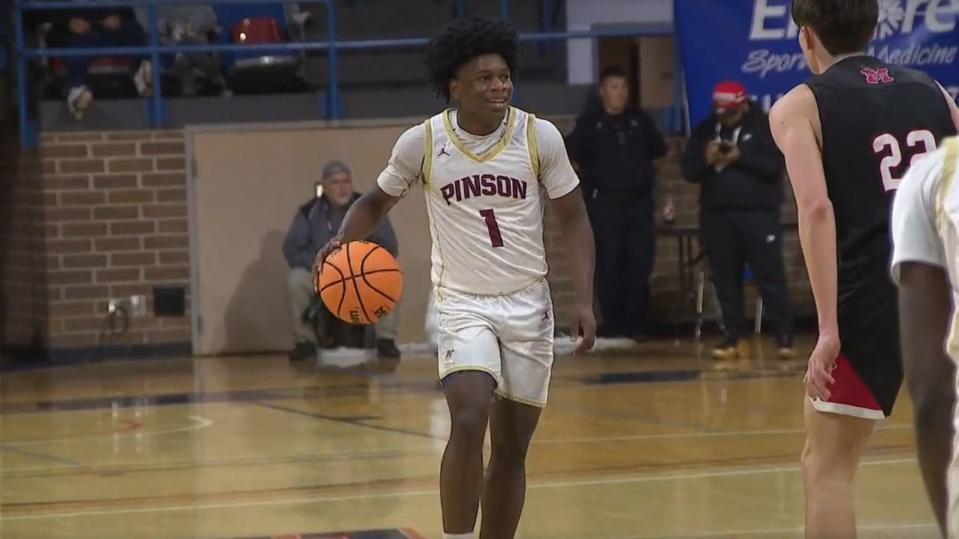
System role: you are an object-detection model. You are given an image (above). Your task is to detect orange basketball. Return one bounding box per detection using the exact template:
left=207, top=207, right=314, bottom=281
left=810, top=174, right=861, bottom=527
left=315, top=241, right=403, bottom=325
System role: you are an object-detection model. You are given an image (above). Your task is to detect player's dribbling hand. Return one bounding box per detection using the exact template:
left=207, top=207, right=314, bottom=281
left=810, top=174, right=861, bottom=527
left=571, top=305, right=596, bottom=355
left=314, top=237, right=342, bottom=272
left=805, top=332, right=839, bottom=401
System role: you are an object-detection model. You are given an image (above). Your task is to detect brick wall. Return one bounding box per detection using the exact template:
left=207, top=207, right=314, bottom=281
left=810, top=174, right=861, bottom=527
left=37, top=131, right=190, bottom=351
left=545, top=137, right=814, bottom=332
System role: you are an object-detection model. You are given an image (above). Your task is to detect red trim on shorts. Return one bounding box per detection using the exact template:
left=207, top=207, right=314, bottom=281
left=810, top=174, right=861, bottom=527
left=811, top=353, right=885, bottom=420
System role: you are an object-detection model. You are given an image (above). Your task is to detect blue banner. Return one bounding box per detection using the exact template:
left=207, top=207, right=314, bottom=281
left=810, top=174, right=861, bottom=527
left=675, top=0, right=959, bottom=129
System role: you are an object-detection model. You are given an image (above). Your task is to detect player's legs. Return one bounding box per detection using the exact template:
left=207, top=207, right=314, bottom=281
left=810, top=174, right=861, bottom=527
left=441, top=371, right=496, bottom=535
left=477, top=279, right=553, bottom=538
left=480, top=396, right=542, bottom=539
left=802, top=397, right=876, bottom=539
left=435, top=288, right=505, bottom=537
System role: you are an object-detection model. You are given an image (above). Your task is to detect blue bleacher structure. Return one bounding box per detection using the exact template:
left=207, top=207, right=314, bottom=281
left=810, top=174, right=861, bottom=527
left=11, top=0, right=685, bottom=147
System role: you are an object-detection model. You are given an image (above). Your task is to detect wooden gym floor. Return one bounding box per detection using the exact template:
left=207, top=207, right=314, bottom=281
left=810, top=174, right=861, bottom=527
left=0, top=336, right=939, bottom=539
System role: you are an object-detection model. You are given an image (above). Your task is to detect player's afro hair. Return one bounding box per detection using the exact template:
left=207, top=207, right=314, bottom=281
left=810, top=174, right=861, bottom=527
left=426, top=16, right=519, bottom=101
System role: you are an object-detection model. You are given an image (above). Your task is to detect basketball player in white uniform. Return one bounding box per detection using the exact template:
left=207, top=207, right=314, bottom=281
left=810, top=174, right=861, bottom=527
left=892, top=136, right=959, bottom=538
left=316, top=17, right=596, bottom=539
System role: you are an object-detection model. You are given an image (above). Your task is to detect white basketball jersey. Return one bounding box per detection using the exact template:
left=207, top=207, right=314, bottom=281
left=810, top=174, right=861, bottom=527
left=936, top=139, right=959, bottom=539
left=893, top=137, right=959, bottom=538
left=421, top=107, right=548, bottom=296
left=939, top=139, right=959, bottom=365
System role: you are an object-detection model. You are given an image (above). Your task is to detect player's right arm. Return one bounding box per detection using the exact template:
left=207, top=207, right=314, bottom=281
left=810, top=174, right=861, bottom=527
left=315, top=125, right=424, bottom=266
left=892, top=149, right=953, bottom=534
left=769, top=85, right=837, bottom=400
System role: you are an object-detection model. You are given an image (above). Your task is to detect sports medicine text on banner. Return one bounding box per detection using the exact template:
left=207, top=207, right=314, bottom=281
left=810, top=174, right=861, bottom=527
left=675, top=0, right=959, bottom=128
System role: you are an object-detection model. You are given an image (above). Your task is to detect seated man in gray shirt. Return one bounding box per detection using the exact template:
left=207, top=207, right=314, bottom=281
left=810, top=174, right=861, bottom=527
left=283, top=161, right=400, bottom=361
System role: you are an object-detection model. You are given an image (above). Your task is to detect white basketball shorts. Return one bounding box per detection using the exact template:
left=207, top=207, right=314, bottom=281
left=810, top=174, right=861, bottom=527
left=435, top=278, right=555, bottom=407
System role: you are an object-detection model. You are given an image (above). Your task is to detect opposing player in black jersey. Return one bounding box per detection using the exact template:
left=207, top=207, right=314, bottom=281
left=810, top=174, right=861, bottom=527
left=769, top=1, right=959, bottom=537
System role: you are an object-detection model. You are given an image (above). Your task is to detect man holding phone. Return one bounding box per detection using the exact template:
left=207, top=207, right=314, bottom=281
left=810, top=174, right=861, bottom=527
left=681, top=81, right=794, bottom=360
left=283, top=160, right=400, bottom=361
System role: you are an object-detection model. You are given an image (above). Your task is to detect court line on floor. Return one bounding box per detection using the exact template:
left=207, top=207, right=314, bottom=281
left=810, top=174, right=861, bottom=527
left=251, top=401, right=445, bottom=441
left=0, top=456, right=916, bottom=521
left=3, top=425, right=913, bottom=475
left=602, top=522, right=937, bottom=539
left=2, top=446, right=440, bottom=476
left=533, top=424, right=912, bottom=444
left=0, top=362, right=804, bottom=416
left=0, top=444, right=82, bottom=467
left=4, top=415, right=214, bottom=447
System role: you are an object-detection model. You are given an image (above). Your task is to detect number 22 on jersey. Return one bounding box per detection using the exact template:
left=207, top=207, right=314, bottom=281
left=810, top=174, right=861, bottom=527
left=873, top=130, right=937, bottom=191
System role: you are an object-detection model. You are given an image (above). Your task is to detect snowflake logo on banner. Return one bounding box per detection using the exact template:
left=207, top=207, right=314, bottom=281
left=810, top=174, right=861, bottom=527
left=876, top=0, right=906, bottom=39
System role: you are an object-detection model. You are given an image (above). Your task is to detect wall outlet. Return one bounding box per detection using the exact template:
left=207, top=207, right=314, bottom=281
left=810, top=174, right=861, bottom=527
left=106, top=296, right=148, bottom=317
left=130, top=295, right=147, bottom=317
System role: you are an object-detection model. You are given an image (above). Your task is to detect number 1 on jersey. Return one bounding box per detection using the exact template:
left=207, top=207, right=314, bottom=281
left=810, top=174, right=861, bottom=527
left=480, top=209, right=504, bottom=248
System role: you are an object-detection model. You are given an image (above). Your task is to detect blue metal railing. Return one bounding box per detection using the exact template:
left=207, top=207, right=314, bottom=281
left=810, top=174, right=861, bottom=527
left=13, top=0, right=681, bottom=148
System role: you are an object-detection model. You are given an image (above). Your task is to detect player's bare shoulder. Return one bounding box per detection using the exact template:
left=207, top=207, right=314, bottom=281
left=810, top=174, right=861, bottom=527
left=770, top=85, right=817, bottom=130
left=770, top=84, right=822, bottom=147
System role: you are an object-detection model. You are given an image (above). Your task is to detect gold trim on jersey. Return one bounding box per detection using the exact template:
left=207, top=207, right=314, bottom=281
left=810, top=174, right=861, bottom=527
left=526, top=113, right=540, bottom=179
left=494, top=388, right=547, bottom=408
left=422, top=119, right=434, bottom=187
left=442, top=365, right=500, bottom=381
left=442, top=107, right=516, bottom=163
left=939, top=137, right=958, bottom=229
left=940, top=137, right=959, bottom=358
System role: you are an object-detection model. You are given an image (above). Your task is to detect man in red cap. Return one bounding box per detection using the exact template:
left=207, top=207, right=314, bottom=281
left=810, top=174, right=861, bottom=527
left=681, top=80, right=795, bottom=360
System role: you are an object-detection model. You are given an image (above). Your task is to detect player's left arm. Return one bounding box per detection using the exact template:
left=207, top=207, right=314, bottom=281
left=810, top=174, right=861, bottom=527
left=892, top=152, right=953, bottom=534
left=937, top=82, right=959, bottom=131
left=770, top=85, right=838, bottom=399
left=369, top=215, right=399, bottom=257
left=537, top=118, right=596, bottom=353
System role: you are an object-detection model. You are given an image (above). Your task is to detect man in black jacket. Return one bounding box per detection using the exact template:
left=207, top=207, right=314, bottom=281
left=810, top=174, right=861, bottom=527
left=566, top=67, right=668, bottom=339
left=283, top=161, right=400, bottom=361
left=682, top=81, right=794, bottom=359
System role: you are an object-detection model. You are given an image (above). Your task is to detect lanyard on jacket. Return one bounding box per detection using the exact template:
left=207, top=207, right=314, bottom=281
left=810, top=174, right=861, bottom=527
left=712, top=124, right=743, bottom=173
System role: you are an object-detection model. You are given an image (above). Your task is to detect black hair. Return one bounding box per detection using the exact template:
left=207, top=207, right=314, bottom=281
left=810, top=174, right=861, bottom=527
left=599, top=66, right=627, bottom=83
left=425, top=16, right=519, bottom=101
left=792, top=0, right=878, bottom=55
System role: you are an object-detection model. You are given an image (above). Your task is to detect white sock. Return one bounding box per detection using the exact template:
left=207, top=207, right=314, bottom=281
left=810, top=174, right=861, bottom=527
left=443, top=533, right=474, bottom=539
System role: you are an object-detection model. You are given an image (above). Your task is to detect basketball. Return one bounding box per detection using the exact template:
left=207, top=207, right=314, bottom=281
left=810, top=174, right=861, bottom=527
left=315, top=241, right=403, bottom=325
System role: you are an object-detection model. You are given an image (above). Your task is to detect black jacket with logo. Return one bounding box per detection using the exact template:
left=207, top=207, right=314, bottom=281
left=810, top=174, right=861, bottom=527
left=681, top=103, right=785, bottom=211
left=565, top=106, right=668, bottom=198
